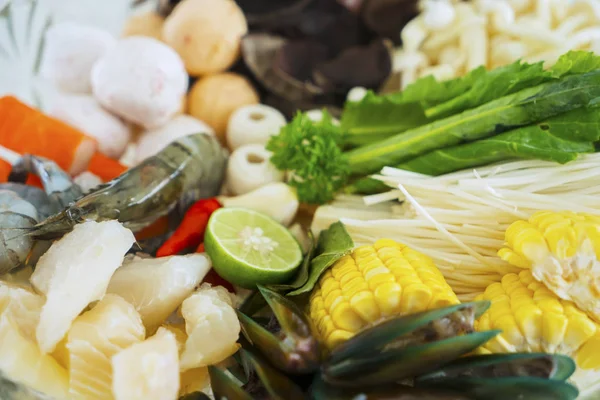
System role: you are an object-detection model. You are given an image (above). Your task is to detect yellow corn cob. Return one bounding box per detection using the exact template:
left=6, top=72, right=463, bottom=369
left=498, top=211, right=600, bottom=322
left=308, top=239, right=459, bottom=349
left=476, top=270, right=600, bottom=393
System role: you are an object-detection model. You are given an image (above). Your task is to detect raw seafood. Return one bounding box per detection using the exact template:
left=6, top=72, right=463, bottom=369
left=31, top=220, right=135, bottom=353
left=0, top=192, right=37, bottom=275
left=0, top=97, right=96, bottom=176
left=49, top=94, right=132, bottom=159
left=24, top=133, right=227, bottom=240
left=179, top=284, right=240, bottom=370
left=0, top=281, right=43, bottom=341
left=0, top=313, right=69, bottom=398
left=107, top=254, right=211, bottom=332
left=162, top=0, right=248, bottom=75
left=66, top=294, right=145, bottom=399
left=39, top=22, right=116, bottom=94
left=111, top=327, right=180, bottom=400
left=135, top=115, right=214, bottom=164
left=122, top=11, right=165, bottom=40
left=91, top=36, right=188, bottom=129
left=187, top=73, right=259, bottom=142
left=9, top=155, right=83, bottom=211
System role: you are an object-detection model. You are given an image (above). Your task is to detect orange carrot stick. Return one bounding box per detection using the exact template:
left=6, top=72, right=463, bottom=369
left=87, top=152, right=128, bottom=182
left=0, top=96, right=97, bottom=175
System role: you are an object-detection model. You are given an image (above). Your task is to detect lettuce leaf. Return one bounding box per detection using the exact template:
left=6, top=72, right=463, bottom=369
left=397, top=107, right=600, bottom=176
left=346, top=70, right=600, bottom=175
left=341, top=51, right=600, bottom=145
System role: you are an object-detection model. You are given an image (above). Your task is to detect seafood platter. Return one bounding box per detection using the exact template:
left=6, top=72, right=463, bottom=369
left=3, top=0, right=600, bottom=399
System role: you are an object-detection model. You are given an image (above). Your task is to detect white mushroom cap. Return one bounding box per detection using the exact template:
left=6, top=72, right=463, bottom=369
left=225, top=144, right=285, bottom=196
left=48, top=94, right=131, bottom=159
left=40, top=22, right=116, bottom=94
left=91, top=36, right=188, bottom=129
left=226, top=104, right=287, bottom=151
left=135, top=115, right=215, bottom=164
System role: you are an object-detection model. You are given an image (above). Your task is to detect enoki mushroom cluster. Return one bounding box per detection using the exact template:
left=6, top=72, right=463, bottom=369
left=394, top=0, right=600, bottom=88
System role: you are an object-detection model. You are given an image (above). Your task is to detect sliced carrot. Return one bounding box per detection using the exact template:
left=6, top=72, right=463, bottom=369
left=0, top=96, right=97, bottom=175
left=87, top=152, right=128, bottom=182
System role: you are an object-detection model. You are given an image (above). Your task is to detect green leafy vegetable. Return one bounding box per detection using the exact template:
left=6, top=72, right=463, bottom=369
left=398, top=108, right=600, bottom=176
left=268, top=51, right=600, bottom=203
left=287, top=222, right=354, bottom=296
left=550, top=51, right=600, bottom=77
left=346, top=70, right=600, bottom=175
left=267, top=112, right=350, bottom=204
left=342, top=51, right=600, bottom=141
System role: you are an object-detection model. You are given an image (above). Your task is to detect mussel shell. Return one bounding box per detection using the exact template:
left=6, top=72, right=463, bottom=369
left=417, top=377, right=579, bottom=400
left=178, top=392, right=211, bottom=400
left=328, top=301, right=490, bottom=365
left=208, top=366, right=253, bottom=400
left=416, top=353, right=576, bottom=382
left=311, top=375, right=470, bottom=400
left=237, top=286, right=321, bottom=374
left=240, top=349, right=305, bottom=400
left=322, top=330, right=501, bottom=388
left=241, top=33, right=325, bottom=103
left=0, top=369, right=54, bottom=399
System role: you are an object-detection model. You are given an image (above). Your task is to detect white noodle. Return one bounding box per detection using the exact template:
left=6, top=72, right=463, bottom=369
left=311, top=154, right=600, bottom=299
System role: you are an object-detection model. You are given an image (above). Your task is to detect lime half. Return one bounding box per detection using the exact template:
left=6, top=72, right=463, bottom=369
left=204, top=208, right=303, bottom=288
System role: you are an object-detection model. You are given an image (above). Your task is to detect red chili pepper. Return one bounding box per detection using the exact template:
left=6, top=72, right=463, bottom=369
left=204, top=269, right=236, bottom=293
left=156, top=198, right=221, bottom=257
left=196, top=243, right=205, bottom=253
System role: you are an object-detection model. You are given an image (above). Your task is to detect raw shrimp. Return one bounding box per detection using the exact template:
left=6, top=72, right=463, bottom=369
left=0, top=156, right=85, bottom=273
left=9, top=154, right=84, bottom=210
left=0, top=191, right=37, bottom=274
left=26, top=133, right=227, bottom=240
left=0, top=183, right=53, bottom=220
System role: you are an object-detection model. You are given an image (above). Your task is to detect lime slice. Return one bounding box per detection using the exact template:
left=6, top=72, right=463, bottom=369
left=204, top=208, right=303, bottom=288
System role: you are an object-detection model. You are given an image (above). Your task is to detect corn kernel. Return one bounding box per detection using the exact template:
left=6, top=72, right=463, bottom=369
left=309, top=239, right=458, bottom=349
left=477, top=270, right=600, bottom=383
left=500, top=211, right=600, bottom=322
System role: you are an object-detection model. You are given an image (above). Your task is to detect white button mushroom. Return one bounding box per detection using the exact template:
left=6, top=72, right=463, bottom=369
left=226, top=104, right=287, bottom=151
left=135, top=115, right=215, bottom=164
left=40, top=22, right=116, bottom=94
left=226, top=144, right=284, bottom=196
left=48, top=94, right=131, bottom=159
left=91, top=36, right=188, bottom=129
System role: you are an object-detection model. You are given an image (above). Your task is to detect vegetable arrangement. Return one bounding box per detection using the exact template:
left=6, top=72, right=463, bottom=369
left=5, top=0, right=600, bottom=399
left=268, top=50, right=600, bottom=203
